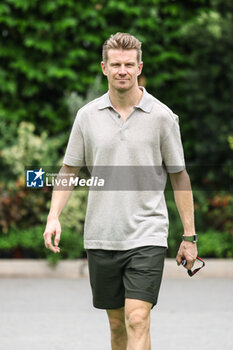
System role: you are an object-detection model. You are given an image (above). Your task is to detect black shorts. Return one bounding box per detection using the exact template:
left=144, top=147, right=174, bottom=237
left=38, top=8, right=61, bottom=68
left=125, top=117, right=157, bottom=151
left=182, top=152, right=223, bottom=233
left=86, top=245, right=167, bottom=310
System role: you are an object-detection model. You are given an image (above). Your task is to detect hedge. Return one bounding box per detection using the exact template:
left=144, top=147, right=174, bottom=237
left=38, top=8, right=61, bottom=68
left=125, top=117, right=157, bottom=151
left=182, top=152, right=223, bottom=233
left=0, top=226, right=232, bottom=265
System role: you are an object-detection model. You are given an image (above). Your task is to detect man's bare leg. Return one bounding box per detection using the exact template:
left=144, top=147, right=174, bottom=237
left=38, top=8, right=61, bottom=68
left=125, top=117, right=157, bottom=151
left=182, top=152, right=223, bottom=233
left=125, top=299, right=152, bottom=350
left=107, top=307, right=127, bottom=350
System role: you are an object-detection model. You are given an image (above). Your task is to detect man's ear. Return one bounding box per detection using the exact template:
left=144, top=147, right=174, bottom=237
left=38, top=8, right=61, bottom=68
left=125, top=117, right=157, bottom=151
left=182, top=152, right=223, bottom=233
left=137, top=61, right=143, bottom=76
left=101, top=61, right=108, bottom=76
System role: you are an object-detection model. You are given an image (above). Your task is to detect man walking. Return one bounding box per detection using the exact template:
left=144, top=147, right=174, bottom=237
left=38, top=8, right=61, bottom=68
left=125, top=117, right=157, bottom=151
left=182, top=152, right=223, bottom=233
left=43, top=32, right=197, bottom=350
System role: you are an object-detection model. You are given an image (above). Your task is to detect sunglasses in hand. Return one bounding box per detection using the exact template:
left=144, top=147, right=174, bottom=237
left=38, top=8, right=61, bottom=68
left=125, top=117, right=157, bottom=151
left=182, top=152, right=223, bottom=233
left=182, top=256, right=205, bottom=277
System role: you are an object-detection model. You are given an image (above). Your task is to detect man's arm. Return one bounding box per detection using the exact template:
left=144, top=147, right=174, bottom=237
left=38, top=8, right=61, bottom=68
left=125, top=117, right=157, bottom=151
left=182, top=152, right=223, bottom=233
left=169, top=169, right=198, bottom=270
left=43, top=164, right=80, bottom=253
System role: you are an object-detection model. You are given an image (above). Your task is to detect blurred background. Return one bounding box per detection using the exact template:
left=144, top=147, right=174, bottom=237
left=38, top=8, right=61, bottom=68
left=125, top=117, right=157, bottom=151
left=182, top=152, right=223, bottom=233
left=0, top=0, right=232, bottom=264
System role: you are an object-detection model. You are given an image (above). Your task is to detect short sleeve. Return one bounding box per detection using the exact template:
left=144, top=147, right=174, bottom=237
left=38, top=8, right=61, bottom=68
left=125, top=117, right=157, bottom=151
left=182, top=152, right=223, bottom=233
left=63, top=113, right=86, bottom=167
left=161, top=117, right=185, bottom=173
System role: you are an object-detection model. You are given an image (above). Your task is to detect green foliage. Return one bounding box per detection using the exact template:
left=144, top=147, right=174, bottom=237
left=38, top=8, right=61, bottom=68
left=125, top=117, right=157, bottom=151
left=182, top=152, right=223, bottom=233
left=167, top=224, right=233, bottom=259
left=229, top=136, right=233, bottom=150
left=177, top=6, right=233, bottom=186
left=0, top=120, right=65, bottom=233
left=198, top=231, right=233, bottom=258
left=0, top=225, right=84, bottom=264
left=0, top=68, right=102, bottom=235
left=0, top=0, right=217, bottom=134
left=167, top=227, right=232, bottom=259
left=0, top=0, right=107, bottom=134
left=57, top=188, right=88, bottom=235
left=166, top=189, right=233, bottom=258
left=0, top=179, right=51, bottom=233
left=65, top=75, right=104, bottom=123
left=1, top=121, right=66, bottom=179
left=0, top=120, right=18, bottom=150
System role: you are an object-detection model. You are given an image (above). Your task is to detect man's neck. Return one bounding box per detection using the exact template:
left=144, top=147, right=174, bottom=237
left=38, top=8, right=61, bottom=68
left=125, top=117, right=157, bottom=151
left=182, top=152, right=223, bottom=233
left=109, top=86, right=143, bottom=111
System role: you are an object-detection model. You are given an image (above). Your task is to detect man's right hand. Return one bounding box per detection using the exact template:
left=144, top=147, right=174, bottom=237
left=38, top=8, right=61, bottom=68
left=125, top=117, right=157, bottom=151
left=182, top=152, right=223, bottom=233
left=43, top=218, right=61, bottom=253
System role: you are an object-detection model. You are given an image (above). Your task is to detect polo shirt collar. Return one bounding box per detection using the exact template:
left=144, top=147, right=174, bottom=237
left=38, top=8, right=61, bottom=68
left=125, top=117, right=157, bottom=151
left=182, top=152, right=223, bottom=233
left=98, top=87, right=153, bottom=113
left=135, top=87, right=153, bottom=113
left=98, top=92, right=113, bottom=110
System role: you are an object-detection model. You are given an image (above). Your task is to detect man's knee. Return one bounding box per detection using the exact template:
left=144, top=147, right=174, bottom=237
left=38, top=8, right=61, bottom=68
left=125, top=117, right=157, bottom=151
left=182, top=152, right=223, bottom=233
left=125, top=300, right=151, bottom=332
left=109, top=316, right=126, bottom=334
left=107, top=308, right=126, bottom=337
left=126, top=309, right=150, bottom=331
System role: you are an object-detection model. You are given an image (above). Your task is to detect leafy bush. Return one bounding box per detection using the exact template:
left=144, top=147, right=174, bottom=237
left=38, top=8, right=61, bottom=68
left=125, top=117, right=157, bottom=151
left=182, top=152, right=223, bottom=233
left=0, top=225, right=84, bottom=265
left=167, top=229, right=233, bottom=259
left=177, top=7, right=233, bottom=185
left=0, top=182, right=51, bottom=233
left=166, top=189, right=233, bottom=258
left=0, top=121, right=65, bottom=232
left=59, top=188, right=88, bottom=236
left=65, top=75, right=104, bottom=123
left=198, top=231, right=233, bottom=258
left=0, top=76, right=102, bottom=234
left=192, top=191, right=233, bottom=235
left=1, top=121, right=66, bottom=180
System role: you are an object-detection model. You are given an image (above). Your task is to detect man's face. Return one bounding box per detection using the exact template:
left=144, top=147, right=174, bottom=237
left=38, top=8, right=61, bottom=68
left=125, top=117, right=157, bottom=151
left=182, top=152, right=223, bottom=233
left=101, top=49, right=143, bottom=92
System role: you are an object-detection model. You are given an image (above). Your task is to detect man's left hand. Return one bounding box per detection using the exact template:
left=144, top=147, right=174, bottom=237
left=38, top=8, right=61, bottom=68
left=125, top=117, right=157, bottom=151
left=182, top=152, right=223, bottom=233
left=176, top=241, right=198, bottom=270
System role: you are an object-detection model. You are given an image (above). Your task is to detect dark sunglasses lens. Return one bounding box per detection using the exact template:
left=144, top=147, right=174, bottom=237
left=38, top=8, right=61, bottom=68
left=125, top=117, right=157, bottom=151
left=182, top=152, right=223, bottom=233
left=188, top=270, right=193, bottom=277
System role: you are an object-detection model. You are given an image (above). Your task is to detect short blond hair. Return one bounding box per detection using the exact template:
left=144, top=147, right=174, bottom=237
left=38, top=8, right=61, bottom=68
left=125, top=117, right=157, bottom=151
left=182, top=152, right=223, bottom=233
left=102, top=32, right=142, bottom=63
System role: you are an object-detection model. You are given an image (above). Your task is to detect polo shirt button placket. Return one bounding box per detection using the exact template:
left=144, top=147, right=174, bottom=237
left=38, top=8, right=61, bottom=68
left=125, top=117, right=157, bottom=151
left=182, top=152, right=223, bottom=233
left=120, top=125, right=127, bottom=141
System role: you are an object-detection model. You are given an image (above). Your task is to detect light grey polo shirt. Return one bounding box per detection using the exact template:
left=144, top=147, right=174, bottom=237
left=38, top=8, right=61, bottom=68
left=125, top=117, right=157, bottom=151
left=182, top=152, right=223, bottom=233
left=63, top=87, right=185, bottom=250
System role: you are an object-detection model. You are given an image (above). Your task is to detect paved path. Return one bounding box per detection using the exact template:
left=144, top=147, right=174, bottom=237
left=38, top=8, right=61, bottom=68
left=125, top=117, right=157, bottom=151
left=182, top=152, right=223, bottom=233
left=0, top=277, right=232, bottom=350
